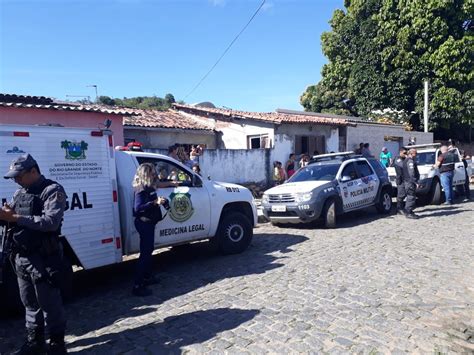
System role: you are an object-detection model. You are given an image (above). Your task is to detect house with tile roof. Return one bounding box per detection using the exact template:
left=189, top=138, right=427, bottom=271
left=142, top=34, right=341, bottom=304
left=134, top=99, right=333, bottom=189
left=0, top=93, right=136, bottom=145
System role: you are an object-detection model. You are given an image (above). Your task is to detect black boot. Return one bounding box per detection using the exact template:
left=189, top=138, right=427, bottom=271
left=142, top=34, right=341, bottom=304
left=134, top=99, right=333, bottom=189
left=48, top=333, right=67, bottom=355
left=12, top=329, right=46, bottom=355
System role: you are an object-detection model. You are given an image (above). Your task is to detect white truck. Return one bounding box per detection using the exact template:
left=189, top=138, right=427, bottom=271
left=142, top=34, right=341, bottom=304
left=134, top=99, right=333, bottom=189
left=386, top=143, right=471, bottom=205
left=0, top=125, right=257, bottom=309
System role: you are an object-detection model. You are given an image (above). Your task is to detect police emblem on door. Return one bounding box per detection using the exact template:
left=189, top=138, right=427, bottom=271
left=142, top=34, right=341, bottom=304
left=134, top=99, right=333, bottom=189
left=169, top=192, right=194, bottom=222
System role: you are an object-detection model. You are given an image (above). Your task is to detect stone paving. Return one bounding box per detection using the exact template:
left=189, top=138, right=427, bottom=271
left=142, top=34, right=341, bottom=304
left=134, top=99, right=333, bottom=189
left=1, top=200, right=473, bottom=354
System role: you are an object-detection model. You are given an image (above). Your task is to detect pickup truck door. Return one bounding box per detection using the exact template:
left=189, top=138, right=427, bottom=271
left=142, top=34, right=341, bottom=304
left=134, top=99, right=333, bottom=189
left=354, top=160, right=379, bottom=204
left=135, top=158, right=211, bottom=247
left=451, top=148, right=466, bottom=186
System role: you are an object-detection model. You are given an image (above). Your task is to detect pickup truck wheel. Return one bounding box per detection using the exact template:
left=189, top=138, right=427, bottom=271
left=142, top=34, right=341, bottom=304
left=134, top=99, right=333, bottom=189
left=429, top=180, right=442, bottom=205
left=376, top=188, right=392, bottom=214
left=216, top=212, right=253, bottom=255
left=322, top=199, right=337, bottom=229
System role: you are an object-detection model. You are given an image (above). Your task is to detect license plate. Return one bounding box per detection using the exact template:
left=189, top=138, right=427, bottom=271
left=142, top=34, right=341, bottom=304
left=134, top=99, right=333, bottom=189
left=271, top=205, right=286, bottom=212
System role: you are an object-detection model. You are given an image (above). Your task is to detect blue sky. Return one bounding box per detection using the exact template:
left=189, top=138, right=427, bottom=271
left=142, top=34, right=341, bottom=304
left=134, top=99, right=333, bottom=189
left=0, top=0, right=344, bottom=112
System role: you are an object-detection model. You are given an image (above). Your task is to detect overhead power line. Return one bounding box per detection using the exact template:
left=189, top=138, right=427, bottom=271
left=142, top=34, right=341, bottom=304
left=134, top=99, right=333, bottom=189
left=184, top=0, right=266, bottom=100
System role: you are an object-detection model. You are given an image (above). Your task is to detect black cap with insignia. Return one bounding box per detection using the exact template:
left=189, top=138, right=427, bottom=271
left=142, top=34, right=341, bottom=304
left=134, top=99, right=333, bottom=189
left=4, top=154, right=38, bottom=179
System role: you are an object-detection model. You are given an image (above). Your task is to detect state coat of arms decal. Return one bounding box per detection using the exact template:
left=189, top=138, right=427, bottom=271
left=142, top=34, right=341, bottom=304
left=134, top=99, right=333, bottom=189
left=168, top=192, right=194, bottom=222
left=61, top=140, right=88, bottom=160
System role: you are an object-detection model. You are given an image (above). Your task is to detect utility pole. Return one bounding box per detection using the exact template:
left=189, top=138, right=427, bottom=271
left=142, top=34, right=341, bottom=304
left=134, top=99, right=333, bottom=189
left=424, top=80, right=429, bottom=133
left=87, top=85, right=98, bottom=103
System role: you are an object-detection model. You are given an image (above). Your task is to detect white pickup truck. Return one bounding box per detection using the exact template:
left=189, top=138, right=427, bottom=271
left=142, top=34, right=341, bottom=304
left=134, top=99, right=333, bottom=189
left=386, top=143, right=471, bottom=205
left=0, top=125, right=257, bottom=309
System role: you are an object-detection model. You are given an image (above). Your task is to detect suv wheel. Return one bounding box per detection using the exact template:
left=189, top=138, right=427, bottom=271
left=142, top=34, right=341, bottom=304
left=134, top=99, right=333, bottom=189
left=322, top=199, right=337, bottom=229
left=376, top=188, right=392, bottom=214
left=216, top=212, right=253, bottom=255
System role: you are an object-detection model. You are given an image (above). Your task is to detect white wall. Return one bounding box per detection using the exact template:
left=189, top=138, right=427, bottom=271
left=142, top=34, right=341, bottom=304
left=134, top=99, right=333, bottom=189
left=215, top=120, right=275, bottom=149
left=346, top=124, right=433, bottom=157
left=124, top=127, right=216, bottom=149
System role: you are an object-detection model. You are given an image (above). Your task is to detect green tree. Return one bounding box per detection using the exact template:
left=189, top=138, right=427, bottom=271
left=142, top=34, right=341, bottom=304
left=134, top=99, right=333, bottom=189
left=301, top=0, right=473, bottom=131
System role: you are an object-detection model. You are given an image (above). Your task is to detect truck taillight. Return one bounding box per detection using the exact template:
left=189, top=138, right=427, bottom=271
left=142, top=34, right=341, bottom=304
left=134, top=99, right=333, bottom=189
left=108, top=135, right=113, bottom=147
left=113, top=190, right=118, bottom=202
left=116, top=237, right=121, bottom=249
left=13, top=131, right=29, bottom=137
left=91, top=131, right=103, bottom=137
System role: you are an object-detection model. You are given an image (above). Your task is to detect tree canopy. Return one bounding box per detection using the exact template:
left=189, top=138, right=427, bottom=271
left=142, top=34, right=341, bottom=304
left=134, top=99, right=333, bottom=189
left=300, top=0, right=473, bottom=131
left=98, top=93, right=177, bottom=110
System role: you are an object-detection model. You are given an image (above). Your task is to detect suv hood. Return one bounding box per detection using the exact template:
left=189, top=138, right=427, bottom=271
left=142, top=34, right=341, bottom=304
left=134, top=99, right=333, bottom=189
left=265, top=180, right=331, bottom=194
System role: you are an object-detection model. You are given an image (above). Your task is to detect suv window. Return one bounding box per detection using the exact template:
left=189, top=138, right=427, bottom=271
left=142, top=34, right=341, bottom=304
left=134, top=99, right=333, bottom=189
left=340, top=163, right=358, bottom=180
left=136, top=157, right=193, bottom=185
left=367, top=158, right=387, bottom=178
left=355, top=161, right=374, bottom=177
left=288, top=163, right=340, bottom=182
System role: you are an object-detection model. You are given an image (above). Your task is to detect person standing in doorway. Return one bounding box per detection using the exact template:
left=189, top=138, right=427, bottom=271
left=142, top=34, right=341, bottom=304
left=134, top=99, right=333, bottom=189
left=132, top=163, right=167, bottom=297
left=434, top=145, right=456, bottom=205
left=285, top=154, right=296, bottom=178
left=402, top=148, right=420, bottom=218
left=379, top=147, right=393, bottom=168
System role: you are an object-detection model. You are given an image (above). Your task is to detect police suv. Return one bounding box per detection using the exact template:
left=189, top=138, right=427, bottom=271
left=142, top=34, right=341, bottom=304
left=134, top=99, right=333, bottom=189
left=0, top=125, right=257, bottom=310
left=386, top=143, right=470, bottom=205
left=261, top=152, right=393, bottom=228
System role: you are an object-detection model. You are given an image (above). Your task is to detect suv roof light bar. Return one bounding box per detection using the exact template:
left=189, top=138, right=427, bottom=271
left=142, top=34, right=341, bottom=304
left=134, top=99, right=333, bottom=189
left=311, top=151, right=355, bottom=160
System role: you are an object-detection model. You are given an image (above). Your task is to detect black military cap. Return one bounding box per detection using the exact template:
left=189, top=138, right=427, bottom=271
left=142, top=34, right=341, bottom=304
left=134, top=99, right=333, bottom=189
left=4, top=154, right=38, bottom=179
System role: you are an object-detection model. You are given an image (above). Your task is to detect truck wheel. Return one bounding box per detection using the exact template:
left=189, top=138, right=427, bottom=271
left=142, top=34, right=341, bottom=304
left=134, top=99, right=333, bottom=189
left=322, top=199, right=337, bottom=229
left=1, top=261, right=23, bottom=315
left=376, top=188, right=392, bottom=214
left=429, top=180, right=442, bottom=205
left=59, top=256, right=74, bottom=302
left=216, top=212, right=253, bottom=255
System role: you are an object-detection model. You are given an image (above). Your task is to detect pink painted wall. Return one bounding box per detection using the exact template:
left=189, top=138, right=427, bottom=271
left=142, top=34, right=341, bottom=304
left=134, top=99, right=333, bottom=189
left=0, top=107, right=124, bottom=145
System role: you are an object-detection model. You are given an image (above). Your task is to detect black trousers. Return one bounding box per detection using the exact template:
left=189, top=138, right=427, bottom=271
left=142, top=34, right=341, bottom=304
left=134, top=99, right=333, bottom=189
left=404, top=182, right=417, bottom=214
left=396, top=183, right=406, bottom=210
left=14, top=253, right=66, bottom=336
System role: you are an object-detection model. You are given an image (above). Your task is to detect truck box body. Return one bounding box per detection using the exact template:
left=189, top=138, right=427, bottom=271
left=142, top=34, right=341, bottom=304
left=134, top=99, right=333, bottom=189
left=0, top=125, right=122, bottom=269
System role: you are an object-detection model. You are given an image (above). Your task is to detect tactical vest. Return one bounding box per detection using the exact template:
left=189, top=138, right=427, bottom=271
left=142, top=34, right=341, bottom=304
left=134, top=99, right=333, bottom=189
left=12, top=178, right=61, bottom=254
left=439, top=152, right=455, bottom=173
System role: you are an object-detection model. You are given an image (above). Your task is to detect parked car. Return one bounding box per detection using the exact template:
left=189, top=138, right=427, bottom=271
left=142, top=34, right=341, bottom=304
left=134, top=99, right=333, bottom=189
left=261, top=152, right=393, bottom=228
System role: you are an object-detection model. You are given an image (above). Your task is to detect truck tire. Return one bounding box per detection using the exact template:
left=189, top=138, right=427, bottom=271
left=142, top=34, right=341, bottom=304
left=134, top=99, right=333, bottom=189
left=376, top=188, right=392, bottom=214
left=322, top=199, right=337, bottom=229
left=429, top=180, right=442, bottom=205
left=216, top=212, right=253, bottom=255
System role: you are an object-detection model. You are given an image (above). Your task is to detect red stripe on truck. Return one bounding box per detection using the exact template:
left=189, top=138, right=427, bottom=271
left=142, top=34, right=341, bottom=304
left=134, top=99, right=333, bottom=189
left=13, top=131, right=30, bottom=137
left=101, top=238, right=113, bottom=244
left=91, top=131, right=103, bottom=137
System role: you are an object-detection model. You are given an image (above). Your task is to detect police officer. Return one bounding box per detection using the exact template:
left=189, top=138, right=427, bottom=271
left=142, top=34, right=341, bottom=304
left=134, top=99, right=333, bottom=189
left=394, top=147, right=407, bottom=214
left=402, top=148, right=420, bottom=219
left=0, top=154, right=67, bottom=354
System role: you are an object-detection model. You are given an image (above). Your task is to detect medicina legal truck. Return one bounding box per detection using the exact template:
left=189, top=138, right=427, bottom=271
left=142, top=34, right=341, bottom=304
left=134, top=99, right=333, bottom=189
left=0, top=124, right=257, bottom=309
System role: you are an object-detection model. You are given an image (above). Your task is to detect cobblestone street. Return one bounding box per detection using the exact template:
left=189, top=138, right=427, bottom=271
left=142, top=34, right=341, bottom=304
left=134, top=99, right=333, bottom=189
left=1, top=201, right=473, bottom=354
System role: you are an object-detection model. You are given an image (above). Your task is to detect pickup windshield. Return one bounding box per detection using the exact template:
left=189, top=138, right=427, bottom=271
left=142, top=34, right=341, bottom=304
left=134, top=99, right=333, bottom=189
left=288, top=163, right=340, bottom=182
left=416, top=152, right=436, bottom=165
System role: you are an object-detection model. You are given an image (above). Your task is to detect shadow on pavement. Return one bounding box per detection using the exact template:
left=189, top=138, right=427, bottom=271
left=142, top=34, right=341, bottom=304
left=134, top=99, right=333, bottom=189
left=0, top=232, right=306, bottom=352
left=418, top=209, right=469, bottom=218
left=67, top=308, right=259, bottom=354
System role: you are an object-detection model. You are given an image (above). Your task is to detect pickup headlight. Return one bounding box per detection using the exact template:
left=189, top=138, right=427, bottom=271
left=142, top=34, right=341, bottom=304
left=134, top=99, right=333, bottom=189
left=419, top=173, right=429, bottom=180
left=262, top=194, right=269, bottom=204
left=295, top=192, right=313, bottom=203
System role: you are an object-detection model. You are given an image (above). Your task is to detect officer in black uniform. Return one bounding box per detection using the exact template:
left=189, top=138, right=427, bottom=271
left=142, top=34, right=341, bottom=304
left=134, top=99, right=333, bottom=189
left=402, top=148, right=420, bottom=219
left=0, top=154, right=67, bottom=354
left=394, top=147, right=407, bottom=214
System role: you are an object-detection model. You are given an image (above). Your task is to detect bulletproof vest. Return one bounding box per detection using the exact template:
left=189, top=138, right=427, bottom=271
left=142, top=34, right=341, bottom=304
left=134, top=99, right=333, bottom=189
left=12, top=178, right=59, bottom=252
left=439, top=152, right=455, bottom=173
